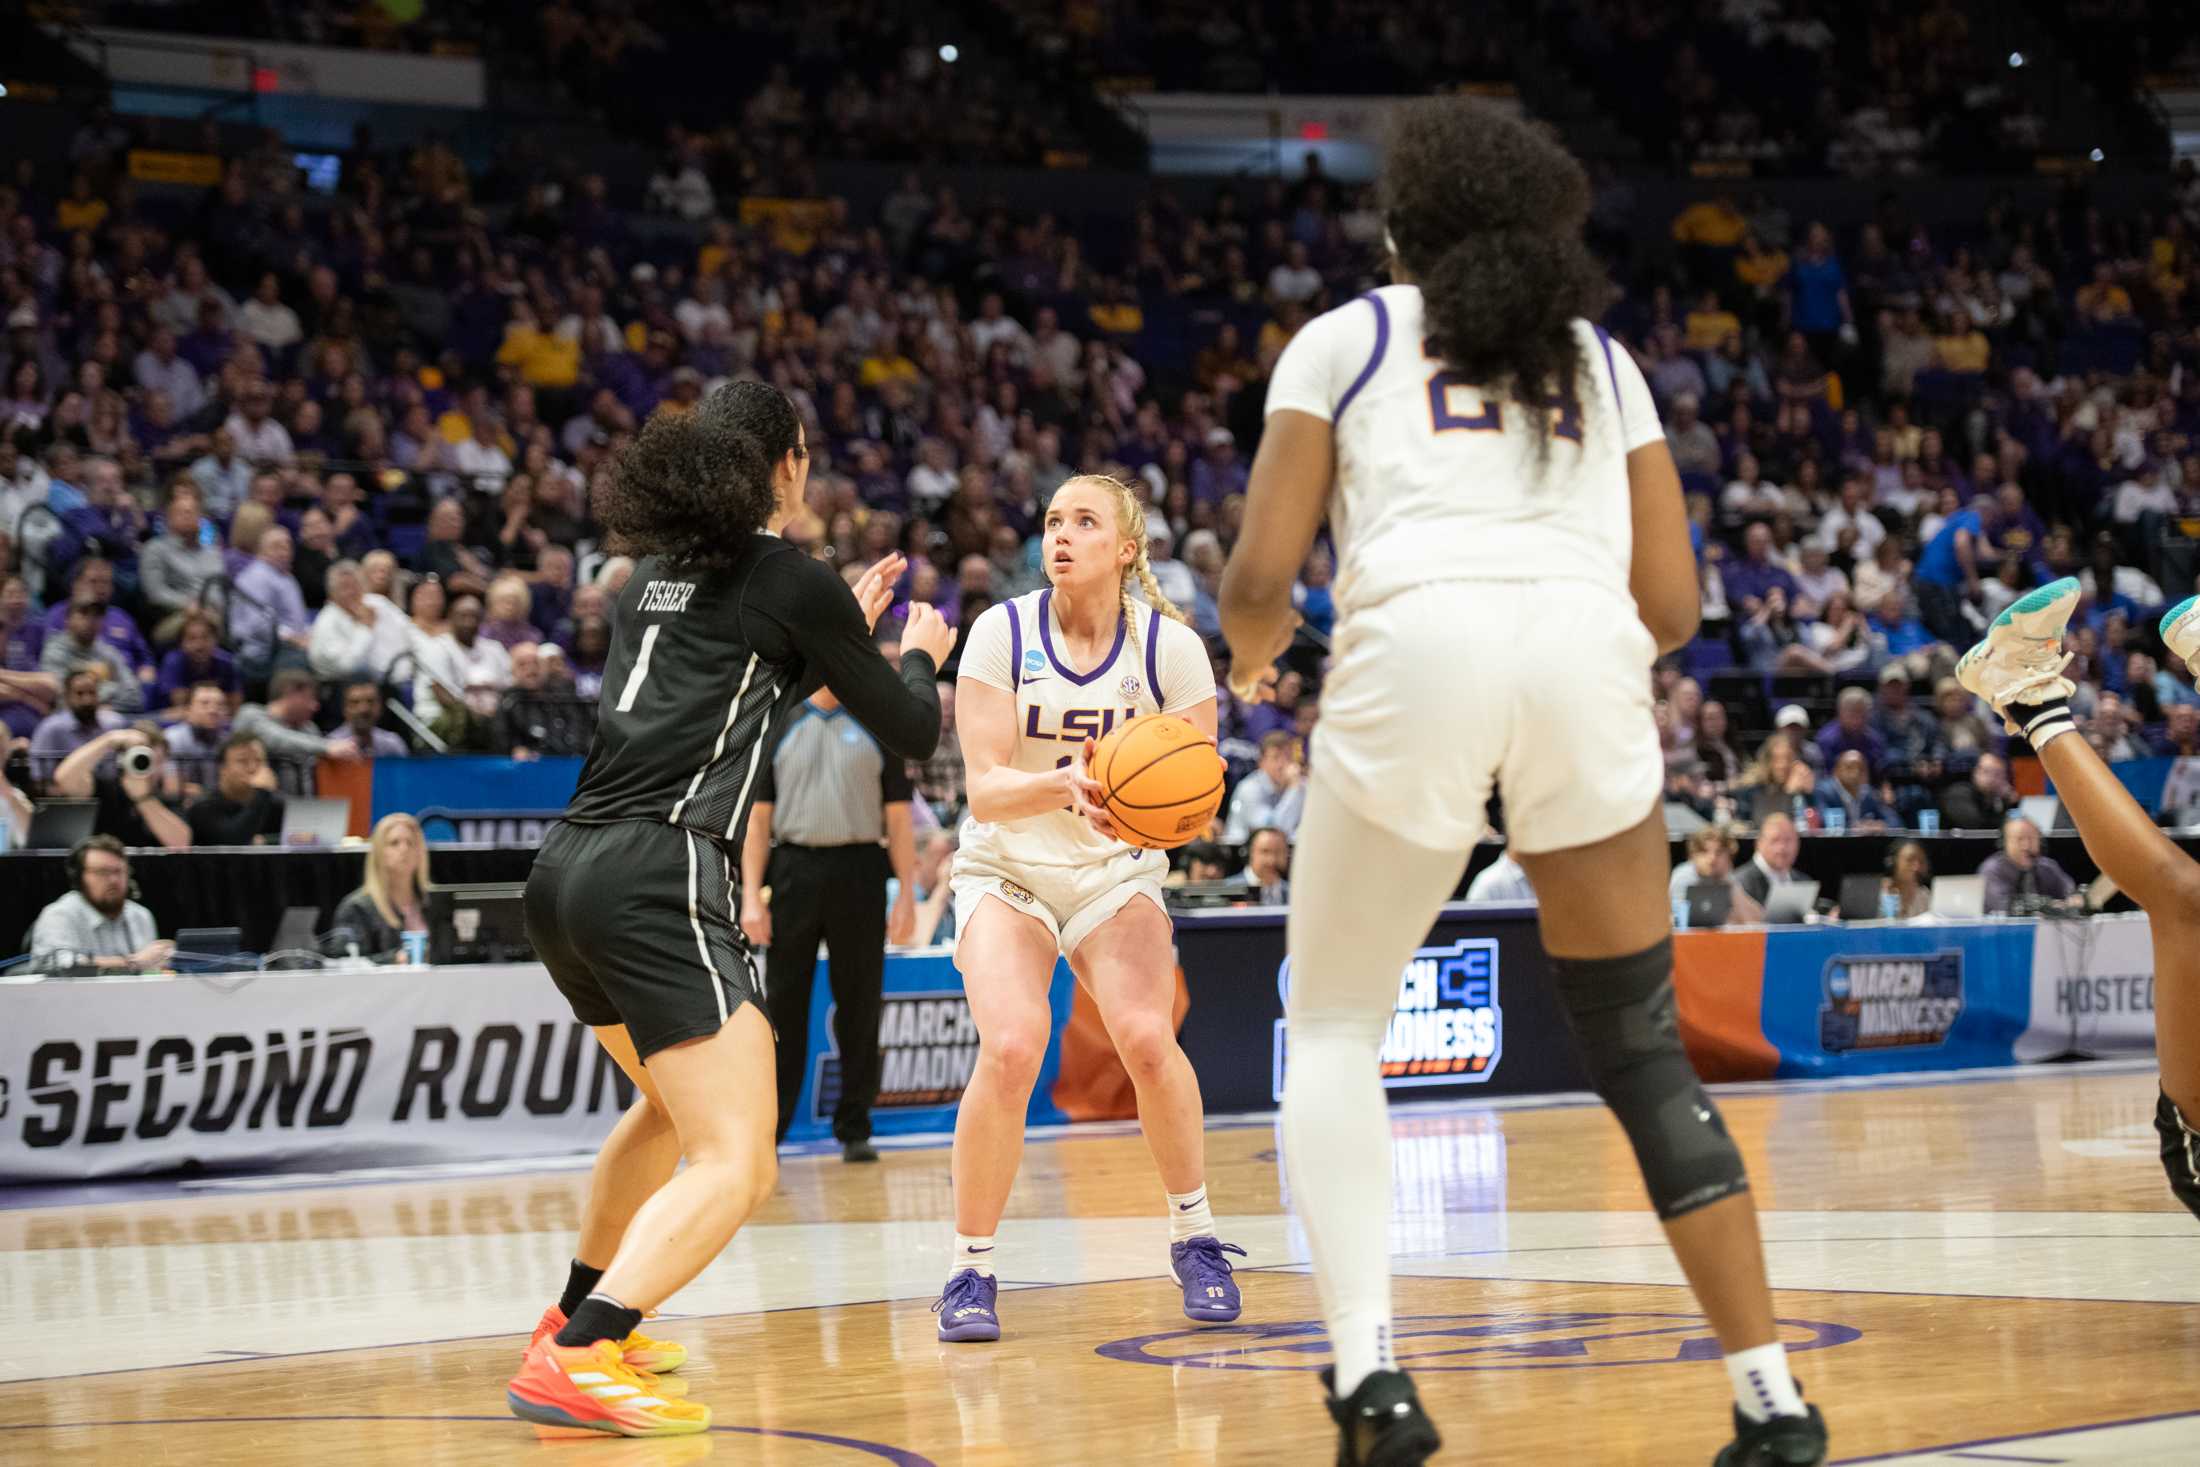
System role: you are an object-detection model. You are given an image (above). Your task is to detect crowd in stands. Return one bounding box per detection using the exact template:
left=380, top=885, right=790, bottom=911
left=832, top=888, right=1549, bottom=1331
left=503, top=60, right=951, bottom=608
left=4, top=73, right=2200, bottom=923
left=1547, top=0, right=2049, bottom=174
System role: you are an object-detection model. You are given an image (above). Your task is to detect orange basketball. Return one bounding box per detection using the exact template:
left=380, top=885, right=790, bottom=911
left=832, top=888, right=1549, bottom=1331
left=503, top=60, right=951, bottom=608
left=1092, top=714, right=1227, bottom=850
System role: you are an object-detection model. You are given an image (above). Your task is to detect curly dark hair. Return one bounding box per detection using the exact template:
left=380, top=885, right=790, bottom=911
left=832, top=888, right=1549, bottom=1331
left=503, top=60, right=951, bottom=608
left=593, top=384, right=787, bottom=574
left=696, top=377, right=803, bottom=463
left=1381, top=97, right=1611, bottom=458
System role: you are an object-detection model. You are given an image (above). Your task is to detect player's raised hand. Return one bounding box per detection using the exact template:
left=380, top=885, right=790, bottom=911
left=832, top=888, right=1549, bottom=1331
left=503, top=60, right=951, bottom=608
left=902, top=602, right=959, bottom=667
left=852, top=552, right=906, bottom=632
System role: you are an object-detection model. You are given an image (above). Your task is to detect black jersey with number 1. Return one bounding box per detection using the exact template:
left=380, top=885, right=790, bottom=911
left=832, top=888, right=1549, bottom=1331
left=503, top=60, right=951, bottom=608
left=563, top=534, right=940, bottom=849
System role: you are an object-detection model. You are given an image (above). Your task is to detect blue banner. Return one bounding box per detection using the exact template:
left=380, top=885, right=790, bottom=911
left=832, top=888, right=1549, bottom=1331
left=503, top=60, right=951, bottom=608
left=1757, top=923, right=2034, bottom=1077
left=372, top=756, right=583, bottom=836
left=784, top=950, right=1073, bottom=1143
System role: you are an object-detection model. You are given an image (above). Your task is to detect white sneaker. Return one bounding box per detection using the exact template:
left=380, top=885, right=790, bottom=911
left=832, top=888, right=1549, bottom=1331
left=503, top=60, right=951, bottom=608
left=1954, top=576, right=2079, bottom=715
left=2163, top=596, right=2200, bottom=691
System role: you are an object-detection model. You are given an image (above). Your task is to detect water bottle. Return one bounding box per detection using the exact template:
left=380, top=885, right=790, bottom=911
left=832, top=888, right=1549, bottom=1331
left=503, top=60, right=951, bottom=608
left=1918, top=808, right=1941, bottom=834
left=1879, top=889, right=1900, bottom=922
left=1673, top=896, right=1691, bottom=931
left=1824, top=807, right=1846, bottom=833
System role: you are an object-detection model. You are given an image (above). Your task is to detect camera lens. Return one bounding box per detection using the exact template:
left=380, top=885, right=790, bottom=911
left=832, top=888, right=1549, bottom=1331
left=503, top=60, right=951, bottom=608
left=120, top=745, right=155, bottom=777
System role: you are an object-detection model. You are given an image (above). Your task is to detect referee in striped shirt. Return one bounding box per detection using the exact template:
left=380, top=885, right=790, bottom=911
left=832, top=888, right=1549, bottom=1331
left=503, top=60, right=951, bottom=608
left=741, top=681, right=917, bottom=1161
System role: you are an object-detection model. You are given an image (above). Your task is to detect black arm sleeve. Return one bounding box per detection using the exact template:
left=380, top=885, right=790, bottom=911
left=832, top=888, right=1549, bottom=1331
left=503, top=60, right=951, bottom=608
left=744, top=553, right=942, bottom=761
left=881, top=749, right=914, bottom=803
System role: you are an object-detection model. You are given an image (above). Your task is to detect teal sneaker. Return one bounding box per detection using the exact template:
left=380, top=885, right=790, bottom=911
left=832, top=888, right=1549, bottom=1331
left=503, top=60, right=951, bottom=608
left=1954, top=576, right=2079, bottom=715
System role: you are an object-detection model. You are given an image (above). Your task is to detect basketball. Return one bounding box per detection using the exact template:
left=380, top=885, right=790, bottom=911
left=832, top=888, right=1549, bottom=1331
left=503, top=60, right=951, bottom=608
left=1092, top=714, right=1226, bottom=850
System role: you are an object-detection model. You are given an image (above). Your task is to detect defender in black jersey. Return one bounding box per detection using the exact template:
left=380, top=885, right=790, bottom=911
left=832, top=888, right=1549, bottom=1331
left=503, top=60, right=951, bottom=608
left=530, top=533, right=943, bottom=1058
left=510, top=381, right=957, bottom=1438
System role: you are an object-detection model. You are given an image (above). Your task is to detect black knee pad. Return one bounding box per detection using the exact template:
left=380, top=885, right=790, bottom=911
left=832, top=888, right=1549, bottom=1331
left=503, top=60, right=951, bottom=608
left=1550, top=938, right=1749, bottom=1220
left=2156, top=1091, right=2200, bottom=1224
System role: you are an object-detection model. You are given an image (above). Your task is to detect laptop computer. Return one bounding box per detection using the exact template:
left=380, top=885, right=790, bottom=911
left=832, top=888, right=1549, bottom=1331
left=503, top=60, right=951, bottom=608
left=1931, top=875, right=1987, bottom=918
left=427, top=882, right=534, bottom=965
left=25, top=799, right=96, bottom=851
left=1761, top=879, right=1821, bottom=924
left=176, top=927, right=245, bottom=956
left=2019, top=794, right=2064, bottom=833
left=269, top=905, right=324, bottom=954
left=280, top=796, right=351, bottom=847
left=1837, top=874, right=1886, bottom=921
left=1684, top=881, right=1733, bottom=929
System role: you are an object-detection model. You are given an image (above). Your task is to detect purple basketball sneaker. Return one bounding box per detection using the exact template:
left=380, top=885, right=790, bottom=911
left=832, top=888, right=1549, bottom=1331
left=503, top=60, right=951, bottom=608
left=1170, top=1236, right=1247, bottom=1322
left=932, top=1268, right=1001, bottom=1342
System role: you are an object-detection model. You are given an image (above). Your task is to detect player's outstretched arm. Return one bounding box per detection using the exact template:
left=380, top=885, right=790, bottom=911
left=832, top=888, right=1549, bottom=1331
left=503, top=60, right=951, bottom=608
left=1222, top=407, right=1330, bottom=695
left=1627, top=439, right=1701, bottom=654
left=752, top=553, right=947, bottom=760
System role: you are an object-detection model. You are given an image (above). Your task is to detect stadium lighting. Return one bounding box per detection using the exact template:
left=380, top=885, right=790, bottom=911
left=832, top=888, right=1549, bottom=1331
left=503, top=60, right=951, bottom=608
left=939, top=43, right=959, bottom=64
left=2090, top=147, right=2106, bottom=162
left=2007, top=51, right=2024, bottom=68
left=0, top=83, right=10, bottom=99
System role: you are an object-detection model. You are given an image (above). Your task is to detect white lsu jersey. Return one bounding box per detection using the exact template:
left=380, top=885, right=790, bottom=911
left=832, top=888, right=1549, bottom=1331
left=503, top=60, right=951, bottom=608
left=956, top=588, right=1215, bottom=870
left=1264, top=285, right=1667, bottom=617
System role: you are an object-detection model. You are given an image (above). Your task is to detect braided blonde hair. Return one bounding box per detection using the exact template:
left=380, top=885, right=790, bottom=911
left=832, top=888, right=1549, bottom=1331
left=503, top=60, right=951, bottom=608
left=1056, top=474, right=1189, bottom=661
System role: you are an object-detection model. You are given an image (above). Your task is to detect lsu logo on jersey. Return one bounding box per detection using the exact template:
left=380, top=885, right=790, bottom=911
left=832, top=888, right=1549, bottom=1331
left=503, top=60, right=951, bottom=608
left=1024, top=706, right=1139, bottom=743
left=1272, top=938, right=1503, bottom=1101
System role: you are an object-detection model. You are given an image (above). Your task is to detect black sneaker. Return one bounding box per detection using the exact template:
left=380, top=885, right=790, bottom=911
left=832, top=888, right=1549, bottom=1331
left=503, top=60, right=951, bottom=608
left=842, top=1140, right=879, bottom=1163
left=1321, top=1366, right=1441, bottom=1467
left=1713, top=1404, right=1828, bottom=1466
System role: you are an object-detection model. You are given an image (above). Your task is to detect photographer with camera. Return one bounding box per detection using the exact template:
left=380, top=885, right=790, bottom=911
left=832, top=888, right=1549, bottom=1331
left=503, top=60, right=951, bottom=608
left=25, top=835, right=172, bottom=976
left=46, top=720, right=192, bottom=850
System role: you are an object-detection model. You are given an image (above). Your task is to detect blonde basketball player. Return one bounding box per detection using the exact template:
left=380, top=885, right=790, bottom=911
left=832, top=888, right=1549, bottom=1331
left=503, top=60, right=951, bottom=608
left=933, top=474, right=1243, bottom=1342
left=1220, top=99, right=1831, bottom=1466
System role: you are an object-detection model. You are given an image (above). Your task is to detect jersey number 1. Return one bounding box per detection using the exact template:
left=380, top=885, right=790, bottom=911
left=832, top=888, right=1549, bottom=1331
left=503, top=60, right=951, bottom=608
left=614, top=624, right=662, bottom=713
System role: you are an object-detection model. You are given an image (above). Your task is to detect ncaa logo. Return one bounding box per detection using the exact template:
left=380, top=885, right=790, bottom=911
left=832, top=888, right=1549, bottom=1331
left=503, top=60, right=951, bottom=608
left=1273, top=937, right=1504, bottom=1101
left=1022, top=649, right=1046, bottom=674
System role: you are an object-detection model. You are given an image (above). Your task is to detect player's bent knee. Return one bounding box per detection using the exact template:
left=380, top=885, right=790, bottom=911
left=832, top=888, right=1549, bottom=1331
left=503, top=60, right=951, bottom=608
left=979, top=1023, right=1050, bottom=1089
left=1110, top=1016, right=1175, bottom=1082
left=2157, top=859, right=2200, bottom=932
left=1549, top=938, right=1750, bottom=1221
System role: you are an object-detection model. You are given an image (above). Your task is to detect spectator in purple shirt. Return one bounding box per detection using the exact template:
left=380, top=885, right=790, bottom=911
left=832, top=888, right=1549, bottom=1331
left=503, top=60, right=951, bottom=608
left=1189, top=427, right=1248, bottom=504
left=1720, top=522, right=1801, bottom=614
left=1, top=572, right=57, bottom=740
left=39, top=559, right=154, bottom=683
left=229, top=524, right=312, bottom=675
left=155, top=609, right=240, bottom=710
left=1814, top=687, right=1889, bottom=774
left=29, top=666, right=128, bottom=784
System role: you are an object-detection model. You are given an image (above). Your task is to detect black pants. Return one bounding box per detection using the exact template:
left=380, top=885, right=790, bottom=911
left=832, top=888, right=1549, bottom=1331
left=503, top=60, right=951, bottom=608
left=764, top=843, right=889, bottom=1144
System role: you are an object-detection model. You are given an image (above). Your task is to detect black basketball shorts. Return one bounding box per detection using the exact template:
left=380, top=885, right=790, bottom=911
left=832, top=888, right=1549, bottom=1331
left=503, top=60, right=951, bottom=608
left=525, top=819, right=761, bottom=1061
left=2156, top=1089, right=2200, bottom=1224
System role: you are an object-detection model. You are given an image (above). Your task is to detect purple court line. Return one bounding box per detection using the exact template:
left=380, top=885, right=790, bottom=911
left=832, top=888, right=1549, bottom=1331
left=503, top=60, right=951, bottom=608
left=1829, top=1407, right=2200, bottom=1464
left=0, top=1413, right=936, bottom=1464
left=1946, top=1454, right=2069, bottom=1463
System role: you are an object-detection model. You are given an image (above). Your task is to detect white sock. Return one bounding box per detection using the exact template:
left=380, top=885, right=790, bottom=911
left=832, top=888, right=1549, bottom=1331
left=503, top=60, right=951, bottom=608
left=1275, top=781, right=1463, bottom=1401
left=1166, top=1186, right=1214, bottom=1244
left=1725, top=1342, right=1806, bottom=1422
left=952, top=1233, right=996, bottom=1278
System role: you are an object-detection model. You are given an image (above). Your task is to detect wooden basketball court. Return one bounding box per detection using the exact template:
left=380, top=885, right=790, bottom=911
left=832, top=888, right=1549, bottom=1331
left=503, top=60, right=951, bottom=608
left=5, top=1060, right=2196, bottom=1464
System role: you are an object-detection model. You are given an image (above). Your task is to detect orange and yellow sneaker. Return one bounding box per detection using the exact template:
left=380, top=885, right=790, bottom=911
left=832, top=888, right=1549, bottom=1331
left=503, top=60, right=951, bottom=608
left=507, top=1337, right=711, bottom=1437
left=528, top=1303, right=690, bottom=1375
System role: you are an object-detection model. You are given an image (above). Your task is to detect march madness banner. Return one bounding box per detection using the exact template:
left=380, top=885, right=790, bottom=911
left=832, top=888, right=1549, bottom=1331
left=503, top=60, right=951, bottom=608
left=0, top=965, right=631, bottom=1182
left=786, top=949, right=1072, bottom=1144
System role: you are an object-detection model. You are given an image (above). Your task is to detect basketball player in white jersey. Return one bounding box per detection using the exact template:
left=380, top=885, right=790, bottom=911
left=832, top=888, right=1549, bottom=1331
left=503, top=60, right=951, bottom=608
left=932, top=474, right=1246, bottom=1343
left=1220, top=99, right=1830, bottom=1466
